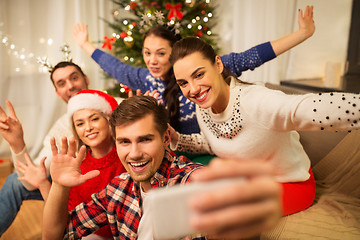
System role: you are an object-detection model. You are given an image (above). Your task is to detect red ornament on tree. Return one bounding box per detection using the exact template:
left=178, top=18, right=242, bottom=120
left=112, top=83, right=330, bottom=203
left=166, top=3, right=183, bottom=20
left=142, top=1, right=160, bottom=9
left=196, top=31, right=203, bottom=37
left=102, top=35, right=116, bottom=50
left=130, top=2, right=138, bottom=10
left=120, top=32, right=127, bottom=39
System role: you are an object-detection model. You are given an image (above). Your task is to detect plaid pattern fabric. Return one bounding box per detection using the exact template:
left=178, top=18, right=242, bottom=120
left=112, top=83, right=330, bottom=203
left=64, top=151, right=204, bottom=240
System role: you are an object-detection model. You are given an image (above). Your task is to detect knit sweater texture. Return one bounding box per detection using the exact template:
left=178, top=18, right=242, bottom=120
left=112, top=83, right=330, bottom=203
left=174, top=77, right=360, bottom=182
left=68, top=146, right=126, bottom=238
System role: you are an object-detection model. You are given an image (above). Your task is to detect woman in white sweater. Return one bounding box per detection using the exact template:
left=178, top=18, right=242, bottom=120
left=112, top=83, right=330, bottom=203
left=168, top=36, right=360, bottom=216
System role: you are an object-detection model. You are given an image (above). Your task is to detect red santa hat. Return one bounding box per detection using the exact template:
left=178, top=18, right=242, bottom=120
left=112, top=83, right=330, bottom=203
left=67, top=89, right=118, bottom=118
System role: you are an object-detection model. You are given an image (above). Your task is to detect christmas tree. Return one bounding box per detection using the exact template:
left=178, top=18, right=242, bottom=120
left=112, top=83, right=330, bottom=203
left=101, top=0, right=219, bottom=97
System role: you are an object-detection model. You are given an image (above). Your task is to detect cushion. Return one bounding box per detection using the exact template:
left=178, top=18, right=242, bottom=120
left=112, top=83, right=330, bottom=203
left=262, top=130, right=360, bottom=239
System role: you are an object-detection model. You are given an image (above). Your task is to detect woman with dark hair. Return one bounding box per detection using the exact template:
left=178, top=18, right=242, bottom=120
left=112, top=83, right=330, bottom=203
left=168, top=33, right=360, bottom=216
left=73, top=6, right=314, bottom=136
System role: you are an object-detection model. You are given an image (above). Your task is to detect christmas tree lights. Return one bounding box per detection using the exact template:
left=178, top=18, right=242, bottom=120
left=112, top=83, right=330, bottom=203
left=102, top=0, right=219, bottom=97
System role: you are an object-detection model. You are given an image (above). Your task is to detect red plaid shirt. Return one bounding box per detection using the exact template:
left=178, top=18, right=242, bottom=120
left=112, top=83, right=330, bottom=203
left=64, top=151, right=204, bottom=240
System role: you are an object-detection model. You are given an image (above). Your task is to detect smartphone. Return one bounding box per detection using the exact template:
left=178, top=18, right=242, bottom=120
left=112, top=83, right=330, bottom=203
left=148, top=178, right=244, bottom=239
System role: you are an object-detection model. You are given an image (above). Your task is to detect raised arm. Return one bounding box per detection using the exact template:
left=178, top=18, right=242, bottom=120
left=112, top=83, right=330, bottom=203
left=1, top=103, right=73, bottom=190
left=42, top=137, right=100, bottom=240
left=221, top=6, right=315, bottom=77
left=73, top=22, right=149, bottom=91
left=271, top=5, right=315, bottom=56
left=73, top=23, right=96, bottom=56
left=0, top=100, right=25, bottom=154
left=0, top=100, right=37, bottom=189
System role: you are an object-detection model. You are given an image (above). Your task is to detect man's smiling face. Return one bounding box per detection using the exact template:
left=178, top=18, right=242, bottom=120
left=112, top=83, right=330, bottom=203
left=115, top=113, right=169, bottom=191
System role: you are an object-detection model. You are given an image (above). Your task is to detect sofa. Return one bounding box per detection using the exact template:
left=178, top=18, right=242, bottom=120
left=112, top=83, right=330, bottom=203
left=261, top=83, right=360, bottom=239
left=2, top=84, right=359, bottom=240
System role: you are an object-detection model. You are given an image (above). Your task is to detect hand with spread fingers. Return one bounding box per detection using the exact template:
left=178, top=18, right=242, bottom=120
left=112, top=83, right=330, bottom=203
left=128, top=88, right=163, bottom=104
left=16, top=154, right=48, bottom=189
left=72, top=23, right=96, bottom=56
left=271, top=5, right=315, bottom=56
left=73, top=23, right=90, bottom=50
left=49, top=137, right=100, bottom=187
left=298, top=5, right=315, bottom=39
left=16, top=153, right=51, bottom=200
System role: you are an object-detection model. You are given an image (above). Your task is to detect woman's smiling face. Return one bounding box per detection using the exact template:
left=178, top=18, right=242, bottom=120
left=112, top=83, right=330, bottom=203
left=173, top=52, right=229, bottom=113
left=73, top=109, right=112, bottom=149
left=142, top=34, right=173, bottom=80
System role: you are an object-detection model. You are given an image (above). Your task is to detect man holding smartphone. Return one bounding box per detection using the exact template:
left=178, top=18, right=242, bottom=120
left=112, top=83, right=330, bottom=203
left=42, top=95, right=281, bottom=240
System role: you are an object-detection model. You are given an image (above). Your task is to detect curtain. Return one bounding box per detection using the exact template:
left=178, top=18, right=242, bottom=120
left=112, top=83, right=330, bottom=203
left=213, top=0, right=352, bottom=84
left=0, top=0, right=114, bottom=158
left=0, top=0, right=353, bottom=158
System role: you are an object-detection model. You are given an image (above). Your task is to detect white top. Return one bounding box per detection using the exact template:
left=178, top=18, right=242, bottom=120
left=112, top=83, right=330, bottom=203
left=137, top=188, right=154, bottom=240
left=172, top=77, right=360, bottom=182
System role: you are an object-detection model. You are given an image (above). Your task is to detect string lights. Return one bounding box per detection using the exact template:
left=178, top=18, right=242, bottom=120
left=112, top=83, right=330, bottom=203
left=0, top=31, right=57, bottom=73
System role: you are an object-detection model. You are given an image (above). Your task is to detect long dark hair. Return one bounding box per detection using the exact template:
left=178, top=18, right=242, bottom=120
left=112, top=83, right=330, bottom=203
left=169, top=37, right=237, bottom=83
left=143, top=25, right=182, bottom=130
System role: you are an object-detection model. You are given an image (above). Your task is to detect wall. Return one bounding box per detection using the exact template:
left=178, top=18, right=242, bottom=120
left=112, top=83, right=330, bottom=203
left=0, top=0, right=354, bottom=157
left=0, top=0, right=115, bottom=157
left=213, top=0, right=352, bottom=84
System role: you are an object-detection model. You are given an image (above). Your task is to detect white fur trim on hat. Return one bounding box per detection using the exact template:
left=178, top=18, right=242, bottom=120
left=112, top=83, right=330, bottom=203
left=67, top=93, right=112, bottom=118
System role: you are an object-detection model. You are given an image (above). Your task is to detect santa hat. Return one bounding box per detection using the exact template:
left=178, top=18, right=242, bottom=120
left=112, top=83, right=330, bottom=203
left=67, top=89, right=118, bottom=118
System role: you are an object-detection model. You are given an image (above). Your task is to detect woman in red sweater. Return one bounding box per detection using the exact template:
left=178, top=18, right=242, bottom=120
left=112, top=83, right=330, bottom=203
left=17, top=89, right=126, bottom=240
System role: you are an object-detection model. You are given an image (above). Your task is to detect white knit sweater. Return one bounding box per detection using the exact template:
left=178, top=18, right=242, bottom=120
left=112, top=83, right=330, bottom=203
left=172, top=77, right=360, bottom=183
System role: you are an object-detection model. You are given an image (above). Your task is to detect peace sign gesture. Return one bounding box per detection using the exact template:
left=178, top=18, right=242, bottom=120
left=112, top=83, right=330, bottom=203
left=0, top=100, right=25, bottom=153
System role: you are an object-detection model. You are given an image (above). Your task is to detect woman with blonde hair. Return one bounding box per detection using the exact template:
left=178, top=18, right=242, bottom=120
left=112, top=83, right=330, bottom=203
left=17, top=89, right=126, bottom=239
